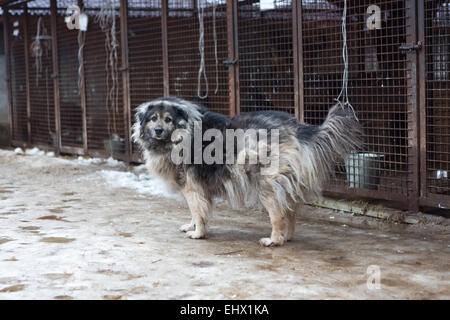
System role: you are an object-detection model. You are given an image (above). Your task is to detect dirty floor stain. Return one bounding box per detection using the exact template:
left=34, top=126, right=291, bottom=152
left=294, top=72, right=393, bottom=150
left=0, top=148, right=449, bottom=299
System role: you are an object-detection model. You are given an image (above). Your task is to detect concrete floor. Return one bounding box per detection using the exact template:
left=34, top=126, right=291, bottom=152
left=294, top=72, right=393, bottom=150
left=0, top=148, right=449, bottom=299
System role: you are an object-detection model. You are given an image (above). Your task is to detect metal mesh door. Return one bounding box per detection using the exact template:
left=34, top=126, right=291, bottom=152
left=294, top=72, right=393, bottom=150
left=27, top=3, right=56, bottom=148
left=301, top=0, right=412, bottom=198
left=167, top=0, right=229, bottom=114
left=7, top=9, right=28, bottom=144
left=56, top=0, right=84, bottom=149
left=83, top=0, right=126, bottom=158
left=424, top=0, right=450, bottom=198
left=237, top=0, right=295, bottom=115
left=127, top=0, right=164, bottom=159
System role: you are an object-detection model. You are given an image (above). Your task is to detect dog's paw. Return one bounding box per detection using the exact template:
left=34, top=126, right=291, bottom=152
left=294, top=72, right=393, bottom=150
left=259, top=238, right=275, bottom=247
left=259, top=236, right=284, bottom=247
left=179, top=223, right=195, bottom=233
left=186, top=230, right=206, bottom=239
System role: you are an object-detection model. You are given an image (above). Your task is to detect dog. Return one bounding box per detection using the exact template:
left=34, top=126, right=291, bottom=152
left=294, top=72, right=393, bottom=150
left=133, top=97, right=361, bottom=246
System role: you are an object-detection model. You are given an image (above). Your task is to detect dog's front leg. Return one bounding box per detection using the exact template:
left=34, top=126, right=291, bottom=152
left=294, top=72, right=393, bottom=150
left=179, top=217, right=195, bottom=233
left=181, top=186, right=212, bottom=239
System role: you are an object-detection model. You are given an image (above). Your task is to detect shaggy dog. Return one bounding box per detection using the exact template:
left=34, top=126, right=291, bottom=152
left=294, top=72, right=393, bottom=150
left=133, top=97, right=361, bottom=246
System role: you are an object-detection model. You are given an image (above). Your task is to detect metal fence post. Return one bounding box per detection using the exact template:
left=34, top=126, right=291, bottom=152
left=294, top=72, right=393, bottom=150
left=23, top=4, right=31, bottom=146
left=292, top=0, right=304, bottom=122
left=77, top=0, right=88, bottom=153
left=226, top=0, right=238, bottom=117
left=120, top=0, right=131, bottom=163
left=3, top=6, right=14, bottom=145
left=405, top=0, right=421, bottom=213
left=50, top=0, right=61, bottom=153
left=417, top=0, right=427, bottom=207
left=161, top=0, right=170, bottom=96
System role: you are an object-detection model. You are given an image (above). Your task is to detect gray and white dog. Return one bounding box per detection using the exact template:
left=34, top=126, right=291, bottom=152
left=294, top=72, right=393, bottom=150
left=133, top=97, right=361, bottom=246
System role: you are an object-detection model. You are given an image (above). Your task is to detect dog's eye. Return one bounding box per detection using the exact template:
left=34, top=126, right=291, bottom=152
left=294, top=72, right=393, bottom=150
left=165, top=117, right=172, bottom=123
left=150, top=116, right=158, bottom=122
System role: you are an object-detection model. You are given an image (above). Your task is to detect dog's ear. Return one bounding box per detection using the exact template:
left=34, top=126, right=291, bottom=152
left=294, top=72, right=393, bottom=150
left=136, top=109, right=145, bottom=126
left=174, top=105, right=189, bottom=122
left=136, top=103, right=156, bottom=126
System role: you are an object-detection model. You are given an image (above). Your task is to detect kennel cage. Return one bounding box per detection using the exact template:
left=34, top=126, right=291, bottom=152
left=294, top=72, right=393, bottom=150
left=2, top=0, right=449, bottom=212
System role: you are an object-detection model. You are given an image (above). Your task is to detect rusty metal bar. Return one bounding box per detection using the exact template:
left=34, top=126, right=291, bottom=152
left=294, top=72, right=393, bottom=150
left=60, top=145, right=84, bottom=155
left=417, top=0, right=427, bottom=205
left=405, top=0, right=420, bottom=212
left=77, top=0, right=88, bottom=153
left=119, top=0, right=131, bottom=162
left=3, top=6, right=14, bottom=145
left=161, top=0, right=169, bottom=96
left=226, top=0, right=237, bottom=117
left=50, top=0, right=61, bottom=153
left=23, top=3, right=31, bottom=145
left=231, top=0, right=239, bottom=115
left=419, top=193, right=450, bottom=210
left=292, top=0, right=304, bottom=122
left=323, top=185, right=410, bottom=205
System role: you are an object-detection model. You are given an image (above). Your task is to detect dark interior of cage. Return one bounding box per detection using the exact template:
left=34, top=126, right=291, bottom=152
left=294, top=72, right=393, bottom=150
left=425, top=1, right=450, bottom=195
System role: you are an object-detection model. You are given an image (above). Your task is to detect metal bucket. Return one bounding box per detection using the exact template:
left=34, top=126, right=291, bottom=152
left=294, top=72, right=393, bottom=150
left=345, top=153, right=384, bottom=190
left=104, top=137, right=125, bottom=155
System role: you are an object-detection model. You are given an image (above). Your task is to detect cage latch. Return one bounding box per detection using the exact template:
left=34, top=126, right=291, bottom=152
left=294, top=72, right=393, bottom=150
left=223, top=59, right=237, bottom=66
left=399, top=41, right=422, bottom=52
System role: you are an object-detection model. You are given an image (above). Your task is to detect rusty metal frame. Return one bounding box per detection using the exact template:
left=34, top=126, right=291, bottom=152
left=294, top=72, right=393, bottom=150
left=50, top=0, right=61, bottom=153
left=226, top=0, right=238, bottom=117
left=119, top=0, right=131, bottom=163
left=23, top=3, right=31, bottom=146
left=161, top=0, right=169, bottom=96
left=76, top=0, right=88, bottom=154
left=292, top=0, right=303, bottom=121
left=417, top=0, right=427, bottom=206
left=405, top=0, right=420, bottom=212
left=3, top=5, right=14, bottom=145
left=416, top=0, right=450, bottom=210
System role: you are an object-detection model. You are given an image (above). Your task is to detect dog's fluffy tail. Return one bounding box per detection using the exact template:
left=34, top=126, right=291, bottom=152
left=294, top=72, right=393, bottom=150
left=300, top=104, right=362, bottom=191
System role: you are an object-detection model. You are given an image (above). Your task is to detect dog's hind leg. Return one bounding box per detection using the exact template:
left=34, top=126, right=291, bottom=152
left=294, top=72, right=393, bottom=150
left=259, top=195, right=287, bottom=247
left=181, top=178, right=212, bottom=239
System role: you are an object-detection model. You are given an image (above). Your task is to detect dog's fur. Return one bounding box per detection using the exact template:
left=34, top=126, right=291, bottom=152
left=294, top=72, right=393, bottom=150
left=133, top=97, right=361, bottom=246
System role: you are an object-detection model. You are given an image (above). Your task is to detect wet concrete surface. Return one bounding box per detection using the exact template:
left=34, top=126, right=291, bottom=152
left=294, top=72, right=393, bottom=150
left=0, top=149, right=449, bottom=299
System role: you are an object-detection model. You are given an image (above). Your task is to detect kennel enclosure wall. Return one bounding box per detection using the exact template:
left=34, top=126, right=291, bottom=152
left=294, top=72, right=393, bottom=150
left=2, top=0, right=450, bottom=211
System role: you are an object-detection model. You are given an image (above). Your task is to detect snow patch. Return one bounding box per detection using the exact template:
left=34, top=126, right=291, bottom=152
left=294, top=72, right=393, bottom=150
left=14, top=147, right=24, bottom=154
left=98, top=170, right=182, bottom=201
left=25, top=147, right=45, bottom=156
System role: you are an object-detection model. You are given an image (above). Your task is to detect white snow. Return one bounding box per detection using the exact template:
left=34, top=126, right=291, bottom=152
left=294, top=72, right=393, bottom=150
left=25, top=147, right=46, bottom=156
left=3, top=147, right=179, bottom=200
left=97, top=170, right=182, bottom=201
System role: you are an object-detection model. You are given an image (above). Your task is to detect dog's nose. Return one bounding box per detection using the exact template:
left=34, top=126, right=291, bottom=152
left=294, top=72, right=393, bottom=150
left=154, top=127, right=163, bottom=136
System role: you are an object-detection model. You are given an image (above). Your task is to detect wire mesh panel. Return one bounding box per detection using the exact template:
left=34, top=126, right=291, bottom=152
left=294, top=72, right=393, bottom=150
left=424, top=0, right=450, bottom=196
left=83, top=0, right=126, bottom=157
left=7, top=9, right=28, bottom=143
left=167, top=0, right=229, bottom=114
left=56, top=0, right=84, bottom=149
left=27, top=4, right=56, bottom=148
left=127, top=0, right=164, bottom=158
left=302, top=0, right=411, bottom=196
left=237, top=0, right=294, bottom=114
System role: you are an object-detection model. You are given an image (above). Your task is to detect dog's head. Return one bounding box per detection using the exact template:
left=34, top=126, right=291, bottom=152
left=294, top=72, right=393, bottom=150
left=132, top=97, right=203, bottom=152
